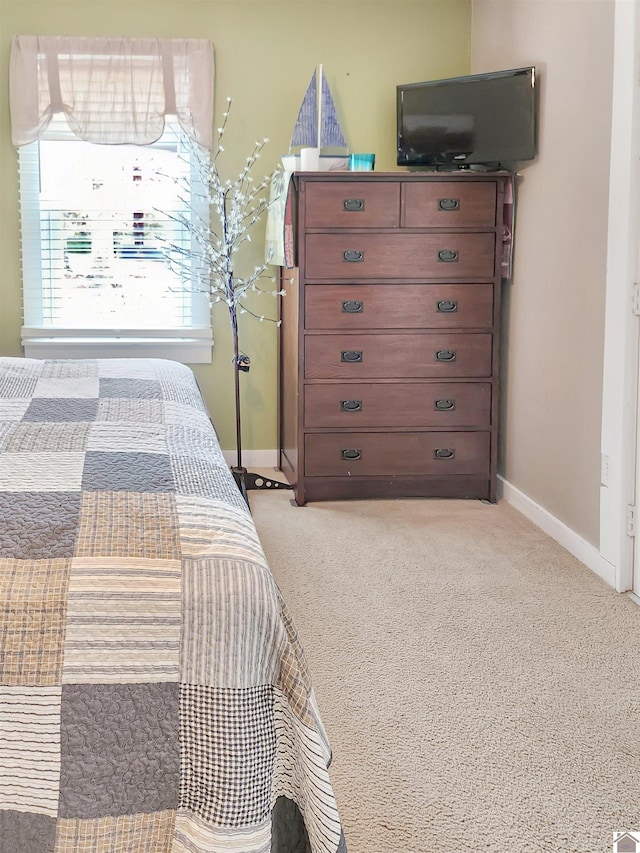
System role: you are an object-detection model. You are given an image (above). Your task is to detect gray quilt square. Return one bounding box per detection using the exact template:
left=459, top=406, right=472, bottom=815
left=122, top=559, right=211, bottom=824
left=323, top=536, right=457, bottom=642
left=82, top=452, right=174, bottom=492
left=0, top=810, right=57, bottom=853
left=59, top=682, right=180, bottom=819
left=0, top=492, right=81, bottom=559
left=99, top=378, right=162, bottom=400
left=23, top=398, right=99, bottom=423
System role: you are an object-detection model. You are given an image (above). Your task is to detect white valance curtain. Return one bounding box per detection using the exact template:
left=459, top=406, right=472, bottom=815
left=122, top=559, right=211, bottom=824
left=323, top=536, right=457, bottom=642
left=10, top=35, right=214, bottom=149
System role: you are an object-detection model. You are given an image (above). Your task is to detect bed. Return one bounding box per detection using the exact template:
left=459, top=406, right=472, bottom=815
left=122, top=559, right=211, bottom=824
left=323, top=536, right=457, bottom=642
left=0, top=356, right=346, bottom=853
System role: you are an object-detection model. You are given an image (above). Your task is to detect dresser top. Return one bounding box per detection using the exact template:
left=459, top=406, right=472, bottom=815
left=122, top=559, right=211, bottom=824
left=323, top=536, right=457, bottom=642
left=292, top=170, right=513, bottom=184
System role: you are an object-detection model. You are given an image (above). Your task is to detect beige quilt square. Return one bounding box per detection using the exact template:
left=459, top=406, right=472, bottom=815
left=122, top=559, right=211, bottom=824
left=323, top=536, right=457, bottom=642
left=75, top=491, right=180, bottom=560
left=96, top=397, right=164, bottom=424
left=55, top=811, right=175, bottom=852
left=0, top=558, right=71, bottom=686
left=87, top=422, right=167, bottom=454
left=6, top=422, right=90, bottom=453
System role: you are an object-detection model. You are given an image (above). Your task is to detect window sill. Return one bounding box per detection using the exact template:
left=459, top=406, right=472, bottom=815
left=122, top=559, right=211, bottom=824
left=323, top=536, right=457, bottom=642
left=21, top=329, right=213, bottom=364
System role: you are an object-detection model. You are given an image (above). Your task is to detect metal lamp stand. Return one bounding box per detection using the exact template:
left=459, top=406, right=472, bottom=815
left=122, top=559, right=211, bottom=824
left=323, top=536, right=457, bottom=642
left=229, top=310, right=291, bottom=506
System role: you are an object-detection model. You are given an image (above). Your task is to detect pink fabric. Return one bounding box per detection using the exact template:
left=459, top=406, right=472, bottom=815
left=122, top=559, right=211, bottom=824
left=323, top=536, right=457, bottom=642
left=10, top=35, right=214, bottom=149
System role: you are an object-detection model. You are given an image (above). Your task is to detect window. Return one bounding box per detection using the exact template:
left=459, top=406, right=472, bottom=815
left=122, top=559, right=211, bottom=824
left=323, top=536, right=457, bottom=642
left=19, top=118, right=212, bottom=361
left=10, top=35, right=215, bottom=362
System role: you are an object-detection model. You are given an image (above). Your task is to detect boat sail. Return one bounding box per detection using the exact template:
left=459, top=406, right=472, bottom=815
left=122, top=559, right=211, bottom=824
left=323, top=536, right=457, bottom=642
left=283, top=64, right=349, bottom=171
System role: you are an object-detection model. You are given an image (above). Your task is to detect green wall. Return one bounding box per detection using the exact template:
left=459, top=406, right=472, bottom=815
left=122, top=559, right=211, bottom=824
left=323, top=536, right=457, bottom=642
left=0, top=0, right=471, bottom=453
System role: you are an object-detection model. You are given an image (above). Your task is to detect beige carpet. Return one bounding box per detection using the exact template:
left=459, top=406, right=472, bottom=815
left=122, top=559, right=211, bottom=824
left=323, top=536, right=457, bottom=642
left=250, top=488, right=640, bottom=853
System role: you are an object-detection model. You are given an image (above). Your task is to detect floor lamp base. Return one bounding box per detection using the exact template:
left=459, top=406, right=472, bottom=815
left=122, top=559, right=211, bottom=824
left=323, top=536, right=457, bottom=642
left=231, top=466, right=293, bottom=506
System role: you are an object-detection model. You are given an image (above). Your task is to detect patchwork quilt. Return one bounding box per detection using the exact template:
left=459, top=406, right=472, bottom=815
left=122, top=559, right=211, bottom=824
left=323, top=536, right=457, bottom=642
left=0, top=357, right=346, bottom=853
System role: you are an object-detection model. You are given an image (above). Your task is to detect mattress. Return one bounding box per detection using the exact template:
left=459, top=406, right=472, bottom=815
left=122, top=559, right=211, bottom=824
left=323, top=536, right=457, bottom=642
left=0, top=356, right=345, bottom=853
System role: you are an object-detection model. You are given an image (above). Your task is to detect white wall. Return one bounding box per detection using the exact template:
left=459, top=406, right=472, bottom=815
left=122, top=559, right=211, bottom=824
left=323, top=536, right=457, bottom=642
left=599, top=0, right=640, bottom=591
left=471, top=0, right=615, bottom=549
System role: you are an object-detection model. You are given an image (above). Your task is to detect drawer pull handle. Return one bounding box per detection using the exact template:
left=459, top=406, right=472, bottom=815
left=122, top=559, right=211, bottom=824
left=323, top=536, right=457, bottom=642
left=342, top=300, right=364, bottom=313
left=341, top=399, right=363, bottom=412
left=343, top=249, right=364, bottom=263
left=438, top=249, right=459, bottom=263
left=437, top=299, right=458, bottom=313
left=341, top=350, right=363, bottom=363
left=343, top=198, right=365, bottom=212
left=434, top=448, right=455, bottom=460
left=438, top=198, right=460, bottom=211
left=434, top=398, right=456, bottom=411
left=435, top=349, right=456, bottom=362
left=341, top=448, right=362, bottom=461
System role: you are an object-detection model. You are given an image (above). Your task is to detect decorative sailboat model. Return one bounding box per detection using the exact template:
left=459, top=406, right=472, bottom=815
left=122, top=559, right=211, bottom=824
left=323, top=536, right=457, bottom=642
left=283, top=64, right=349, bottom=171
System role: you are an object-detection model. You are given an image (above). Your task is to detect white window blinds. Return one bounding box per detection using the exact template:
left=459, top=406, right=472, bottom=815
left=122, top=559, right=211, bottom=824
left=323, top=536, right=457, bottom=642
left=19, top=120, right=212, bottom=361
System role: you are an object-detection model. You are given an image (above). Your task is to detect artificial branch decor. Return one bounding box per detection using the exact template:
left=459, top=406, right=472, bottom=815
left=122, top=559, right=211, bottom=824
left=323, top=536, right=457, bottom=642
left=162, top=98, right=292, bottom=503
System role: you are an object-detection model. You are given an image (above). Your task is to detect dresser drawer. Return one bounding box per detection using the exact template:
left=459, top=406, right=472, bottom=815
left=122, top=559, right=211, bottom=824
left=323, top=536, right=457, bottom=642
left=304, top=181, right=400, bottom=228
left=304, top=233, right=496, bottom=280
left=402, top=181, right=497, bottom=228
left=304, top=382, right=491, bottom=428
left=305, top=431, right=491, bottom=477
left=304, top=283, right=494, bottom=330
left=304, top=333, right=493, bottom=379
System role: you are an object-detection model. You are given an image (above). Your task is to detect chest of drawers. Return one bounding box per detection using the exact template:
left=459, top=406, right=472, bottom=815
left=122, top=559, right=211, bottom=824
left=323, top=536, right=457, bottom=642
left=278, top=172, right=510, bottom=505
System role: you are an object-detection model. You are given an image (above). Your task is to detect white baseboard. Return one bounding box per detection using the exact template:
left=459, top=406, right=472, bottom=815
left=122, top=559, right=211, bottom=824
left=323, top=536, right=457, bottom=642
left=216, top=462, right=618, bottom=588
left=498, top=475, right=616, bottom=590
left=221, top=449, right=279, bottom=469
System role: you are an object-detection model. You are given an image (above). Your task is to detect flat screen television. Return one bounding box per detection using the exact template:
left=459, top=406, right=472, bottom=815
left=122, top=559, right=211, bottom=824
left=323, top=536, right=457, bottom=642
left=396, top=66, right=537, bottom=169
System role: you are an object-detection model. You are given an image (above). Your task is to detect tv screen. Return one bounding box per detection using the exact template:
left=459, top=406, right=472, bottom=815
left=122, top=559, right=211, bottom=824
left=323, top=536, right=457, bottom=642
left=397, top=66, right=537, bottom=169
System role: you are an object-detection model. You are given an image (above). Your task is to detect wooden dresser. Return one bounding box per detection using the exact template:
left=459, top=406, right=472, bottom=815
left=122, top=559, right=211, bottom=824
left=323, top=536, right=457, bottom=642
left=278, top=171, right=510, bottom=505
